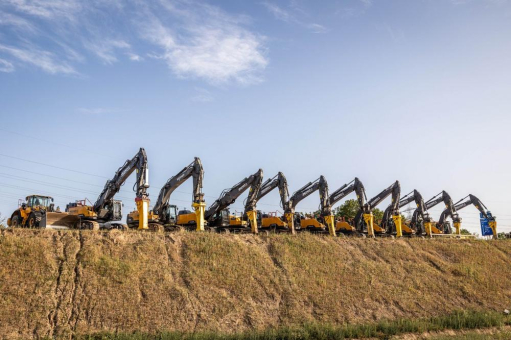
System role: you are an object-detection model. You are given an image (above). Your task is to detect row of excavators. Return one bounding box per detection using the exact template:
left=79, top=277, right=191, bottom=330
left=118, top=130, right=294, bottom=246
left=6, top=148, right=498, bottom=238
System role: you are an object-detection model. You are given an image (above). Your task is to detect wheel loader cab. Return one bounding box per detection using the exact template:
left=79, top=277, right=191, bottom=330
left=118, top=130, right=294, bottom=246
left=26, top=195, right=53, bottom=210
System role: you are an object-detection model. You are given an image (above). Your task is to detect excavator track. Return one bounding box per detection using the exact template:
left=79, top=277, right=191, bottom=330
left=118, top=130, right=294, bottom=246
left=79, top=220, right=100, bottom=230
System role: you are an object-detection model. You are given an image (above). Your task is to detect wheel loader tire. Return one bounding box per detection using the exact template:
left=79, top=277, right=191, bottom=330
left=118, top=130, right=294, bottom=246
left=26, top=213, right=37, bottom=228
left=10, top=214, right=21, bottom=228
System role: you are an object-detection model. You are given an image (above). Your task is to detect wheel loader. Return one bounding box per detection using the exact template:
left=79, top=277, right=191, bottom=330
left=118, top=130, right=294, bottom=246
left=7, top=194, right=81, bottom=229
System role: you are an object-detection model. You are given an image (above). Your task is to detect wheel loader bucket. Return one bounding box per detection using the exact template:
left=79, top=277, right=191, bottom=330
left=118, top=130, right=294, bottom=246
left=42, top=212, right=80, bottom=229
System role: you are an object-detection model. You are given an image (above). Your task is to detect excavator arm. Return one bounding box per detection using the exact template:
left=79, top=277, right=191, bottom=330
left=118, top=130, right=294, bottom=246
left=285, top=176, right=335, bottom=235
left=353, top=180, right=400, bottom=236
left=399, top=189, right=430, bottom=235
left=205, top=169, right=263, bottom=232
left=329, top=177, right=368, bottom=212
left=425, top=191, right=456, bottom=234
left=93, top=148, right=149, bottom=228
left=446, top=194, right=496, bottom=236
left=378, top=181, right=402, bottom=234
left=152, top=157, right=205, bottom=230
left=256, top=172, right=290, bottom=211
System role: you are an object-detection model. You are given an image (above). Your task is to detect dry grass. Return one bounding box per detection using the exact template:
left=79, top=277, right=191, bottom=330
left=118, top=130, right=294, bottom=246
left=1, top=229, right=510, bottom=339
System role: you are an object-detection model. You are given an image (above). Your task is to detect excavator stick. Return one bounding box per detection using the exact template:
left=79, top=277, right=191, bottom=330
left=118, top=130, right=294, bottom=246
left=285, top=212, right=296, bottom=234
left=136, top=197, right=149, bottom=230
left=246, top=210, right=258, bottom=234
left=364, top=213, right=374, bottom=238
left=324, top=215, right=336, bottom=236
left=192, top=201, right=206, bottom=231
left=392, top=214, right=402, bottom=238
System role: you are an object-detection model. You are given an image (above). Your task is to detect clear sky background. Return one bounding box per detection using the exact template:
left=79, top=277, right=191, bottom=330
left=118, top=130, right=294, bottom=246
left=0, top=0, right=510, bottom=234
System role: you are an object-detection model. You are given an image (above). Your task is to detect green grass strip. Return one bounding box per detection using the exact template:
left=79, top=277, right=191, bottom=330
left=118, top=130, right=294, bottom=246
left=75, top=310, right=511, bottom=340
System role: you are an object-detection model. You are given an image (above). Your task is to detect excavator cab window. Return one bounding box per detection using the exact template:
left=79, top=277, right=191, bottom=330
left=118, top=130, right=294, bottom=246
left=164, top=205, right=178, bottom=224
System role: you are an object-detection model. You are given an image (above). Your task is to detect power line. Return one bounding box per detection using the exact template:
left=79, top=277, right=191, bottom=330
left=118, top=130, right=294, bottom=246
left=0, top=153, right=107, bottom=179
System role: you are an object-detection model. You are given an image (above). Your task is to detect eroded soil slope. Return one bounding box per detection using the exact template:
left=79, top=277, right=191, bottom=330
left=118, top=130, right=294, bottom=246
left=1, top=229, right=510, bottom=339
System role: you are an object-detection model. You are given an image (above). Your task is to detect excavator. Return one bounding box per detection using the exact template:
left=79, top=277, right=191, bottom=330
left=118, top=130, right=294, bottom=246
left=253, top=172, right=290, bottom=230
left=394, top=190, right=431, bottom=236
left=284, top=176, right=336, bottom=236
left=7, top=194, right=82, bottom=229
left=66, top=148, right=150, bottom=230
left=425, top=191, right=456, bottom=234
left=126, top=157, right=205, bottom=231
left=204, top=169, right=263, bottom=233
left=351, top=180, right=401, bottom=237
left=441, top=194, right=497, bottom=237
left=327, top=177, right=369, bottom=234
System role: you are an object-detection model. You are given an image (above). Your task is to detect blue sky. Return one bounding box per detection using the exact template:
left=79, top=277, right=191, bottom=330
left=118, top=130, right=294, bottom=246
left=0, top=0, right=510, bottom=234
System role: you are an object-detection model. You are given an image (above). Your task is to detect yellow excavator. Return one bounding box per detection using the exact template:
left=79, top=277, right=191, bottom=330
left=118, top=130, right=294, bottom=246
left=439, top=194, right=497, bottom=238
left=284, top=176, right=336, bottom=236
left=327, top=177, right=368, bottom=234
left=387, top=189, right=432, bottom=236
left=424, top=191, right=456, bottom=235
left=126, top=157, right=205, bottom=231
left=252, top=172, right=290, bottom=230
left=349, top=180, right=401, bottom=237
left=66, top=148, right=150, bottom=230
left=7, top=194, right=81, bottom=229
left=204, top=169, right=263, bottom=233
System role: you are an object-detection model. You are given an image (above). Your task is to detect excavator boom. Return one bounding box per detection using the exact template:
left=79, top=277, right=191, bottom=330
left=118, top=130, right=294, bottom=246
left=153, top=157, right=204, bottom=214
left=205, top=169, right=263, bottom=231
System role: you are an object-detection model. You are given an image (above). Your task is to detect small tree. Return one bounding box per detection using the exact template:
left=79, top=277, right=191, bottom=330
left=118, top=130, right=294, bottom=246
left=460, top=228, right=471, bottom=235
left=334, top=199, right=359, bottom=220
left=372, top=208, right=384, bottom=224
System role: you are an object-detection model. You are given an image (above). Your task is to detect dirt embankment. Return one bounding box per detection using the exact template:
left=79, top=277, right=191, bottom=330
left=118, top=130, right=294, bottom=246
left=0, top=229, right=510, bottom=339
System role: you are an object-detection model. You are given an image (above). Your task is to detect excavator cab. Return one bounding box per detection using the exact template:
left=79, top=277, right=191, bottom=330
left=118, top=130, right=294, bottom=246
left=211, top=209, right=230, bottom=228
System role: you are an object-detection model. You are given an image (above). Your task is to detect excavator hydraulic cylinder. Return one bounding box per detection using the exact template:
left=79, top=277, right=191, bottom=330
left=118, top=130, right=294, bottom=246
left=324, top=215, right=336, bottom=236
left=192, top=202, right=206, bottom=231
left=392, top=214, right=402, bottom=238
left=246, top=210, right=258, bottom=234
left=424, top=222, right=433, bottom=238
left=454, top=221, right=461, bottom=236
left=136, top=197, right=150, bottom=230
left=363, top=213, right=374, bottom=238
left=489, top=220, right=497, bottom=239
left=285, top=212, right=296, bottom=235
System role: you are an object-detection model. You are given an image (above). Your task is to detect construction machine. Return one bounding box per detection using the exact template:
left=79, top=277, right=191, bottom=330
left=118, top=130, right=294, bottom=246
left=442, top=194, right=497, bottom=237
left=327, top=177, right=369, bottom=233
left=7, top=194, right=81, bottom=229
left=204, top=169, right=263, bottom=233
left=284, top=176, right=336, bottom=236
left=253, top=172, right=290, bottom=230
left=425, top=191, right=456, bottom=234
left=126, top=157, right=205, bottom=231
left=352, top=180, right=400, bottom=237
left=393, top=190, right=432, bottom=236
left=66, top=148, right=150, bottom=230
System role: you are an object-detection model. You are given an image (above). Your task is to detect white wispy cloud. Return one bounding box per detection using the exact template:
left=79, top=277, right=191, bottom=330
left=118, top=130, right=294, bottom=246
left=77, top=107, right=113, bottom=115
left=191, top=87, right=214, bottom=102
left=3, top=0, right=82, bottom=20
left=0, top=43, right=76, bottom=74
left=139, top=1, right=268, bottom=85
left=261, top=2, right=328, bottom=34
left=84, top=39, right=131, bottom=64
left=0, top=0, right=268, bottom=85
left=127, top=52, right=142, bottom=62
left=262, top=2, right=294, bottom=22
left=359, top=0, right=373, bottom=8
left=0, top=58, right=15, bottom=72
